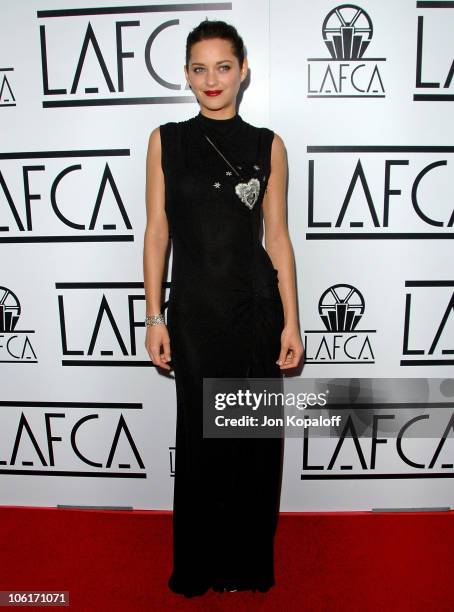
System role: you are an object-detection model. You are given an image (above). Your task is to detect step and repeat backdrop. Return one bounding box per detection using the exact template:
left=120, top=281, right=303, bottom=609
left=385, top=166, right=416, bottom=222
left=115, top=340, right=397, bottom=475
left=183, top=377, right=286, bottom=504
left=0, top=0, right=453, bottom=510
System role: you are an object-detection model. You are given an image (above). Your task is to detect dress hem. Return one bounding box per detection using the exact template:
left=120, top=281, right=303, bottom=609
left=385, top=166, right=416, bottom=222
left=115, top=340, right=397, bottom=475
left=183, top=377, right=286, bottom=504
left=168, top=574, right=275, bottom=598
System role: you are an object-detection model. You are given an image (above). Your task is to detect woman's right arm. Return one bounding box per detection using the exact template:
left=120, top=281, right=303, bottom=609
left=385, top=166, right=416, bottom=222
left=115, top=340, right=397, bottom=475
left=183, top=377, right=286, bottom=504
left=143, top=127, right=172, bottom=371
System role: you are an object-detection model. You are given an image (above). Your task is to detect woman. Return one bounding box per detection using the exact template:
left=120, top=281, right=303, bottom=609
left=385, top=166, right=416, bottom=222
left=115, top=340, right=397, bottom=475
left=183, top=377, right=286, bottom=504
left=143, top=19, right=304, bottom=597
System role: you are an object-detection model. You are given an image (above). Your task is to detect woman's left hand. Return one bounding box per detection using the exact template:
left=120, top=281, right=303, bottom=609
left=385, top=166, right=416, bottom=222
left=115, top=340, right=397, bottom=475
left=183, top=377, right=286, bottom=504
left=276, top=323, right=304, bottom=369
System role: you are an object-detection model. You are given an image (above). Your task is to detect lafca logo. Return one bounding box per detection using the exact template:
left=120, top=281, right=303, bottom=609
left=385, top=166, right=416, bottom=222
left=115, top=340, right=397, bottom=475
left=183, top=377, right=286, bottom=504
left=306, top=144, right=454, bottom=239
left=169, top=445, right=175, bottom=478
left=57, top=281, right=170, bottom=366
left=0, top=149, right=132, bottom=244
left=303, top=284, right=376, bottom=363
left=307, top=4, right=386, bottom=98
left=0, top=286, right=38, bottom=363
left=37, top=3, right=232, bottom=108
left=414, top=1, right=454, bottom=102
left=402, top=280, right=454, bottom=366
left=0, top=400, right=146, bottom=478
left=0, top=68, right=16, bottom=107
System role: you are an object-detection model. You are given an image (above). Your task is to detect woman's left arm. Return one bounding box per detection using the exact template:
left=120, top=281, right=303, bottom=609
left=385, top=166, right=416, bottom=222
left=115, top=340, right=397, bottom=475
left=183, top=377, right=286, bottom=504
left=262, top=132, right=304, bottom=370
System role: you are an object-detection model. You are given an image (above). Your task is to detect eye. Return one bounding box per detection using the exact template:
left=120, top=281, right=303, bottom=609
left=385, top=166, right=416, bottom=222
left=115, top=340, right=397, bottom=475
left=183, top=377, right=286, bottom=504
left=219, top=65, right=231, bottom=71
left=193, top=67, right=204, bottom=73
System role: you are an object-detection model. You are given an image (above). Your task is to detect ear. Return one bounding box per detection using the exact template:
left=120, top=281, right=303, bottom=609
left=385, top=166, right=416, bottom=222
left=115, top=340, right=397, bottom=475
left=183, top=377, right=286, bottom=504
left=241, top=58, right=248, bottom=81
left=184, top=65, right=192, bottom=89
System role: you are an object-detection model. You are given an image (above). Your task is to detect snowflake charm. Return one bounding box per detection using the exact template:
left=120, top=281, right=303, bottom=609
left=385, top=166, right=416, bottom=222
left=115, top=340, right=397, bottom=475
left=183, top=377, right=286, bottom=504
left=225, top=171, right=232, bottom=176
left=253, top=165, right=260, bottom=171
left=213, top=182, right=221, bottom=188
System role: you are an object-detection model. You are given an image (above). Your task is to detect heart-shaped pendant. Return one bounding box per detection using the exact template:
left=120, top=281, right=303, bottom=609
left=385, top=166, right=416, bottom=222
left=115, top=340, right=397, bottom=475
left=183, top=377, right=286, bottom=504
left=234, top=178, right=261, bottom=210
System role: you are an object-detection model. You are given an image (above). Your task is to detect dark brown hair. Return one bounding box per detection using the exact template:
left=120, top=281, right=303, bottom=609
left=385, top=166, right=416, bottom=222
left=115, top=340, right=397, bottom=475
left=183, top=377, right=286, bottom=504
left=185, top=19, right=245, bottom=68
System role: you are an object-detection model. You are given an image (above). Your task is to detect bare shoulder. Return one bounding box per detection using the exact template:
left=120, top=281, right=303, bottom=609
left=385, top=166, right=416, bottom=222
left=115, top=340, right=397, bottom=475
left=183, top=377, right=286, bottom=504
left=148, top=126, right=161, bottom=150
left=146, top=127, right=163, bottom=172
left=148, top=120, right=183, bottom=151
left=271, top=131, right=286, bottom=153
left=270, top=131, right=287, bottom=169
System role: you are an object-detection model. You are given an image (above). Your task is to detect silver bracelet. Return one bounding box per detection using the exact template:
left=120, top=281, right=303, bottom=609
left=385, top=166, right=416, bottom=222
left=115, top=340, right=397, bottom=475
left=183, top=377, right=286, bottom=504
left=145, top=313, right=165, bottom=326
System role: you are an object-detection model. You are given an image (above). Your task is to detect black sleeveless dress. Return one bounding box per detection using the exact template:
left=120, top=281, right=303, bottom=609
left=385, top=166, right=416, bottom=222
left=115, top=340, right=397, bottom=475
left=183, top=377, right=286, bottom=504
left=160, top=111, right=285, bottom=597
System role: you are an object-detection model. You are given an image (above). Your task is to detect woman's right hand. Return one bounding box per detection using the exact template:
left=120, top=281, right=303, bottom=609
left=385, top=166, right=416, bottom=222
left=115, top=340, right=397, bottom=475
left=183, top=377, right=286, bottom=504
left=145, top=324, right=172, bottom=370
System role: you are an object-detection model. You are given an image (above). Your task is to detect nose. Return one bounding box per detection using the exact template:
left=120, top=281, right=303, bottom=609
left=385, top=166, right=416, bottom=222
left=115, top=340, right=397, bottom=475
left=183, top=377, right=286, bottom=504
left=204, top=68, right=218, bottom=87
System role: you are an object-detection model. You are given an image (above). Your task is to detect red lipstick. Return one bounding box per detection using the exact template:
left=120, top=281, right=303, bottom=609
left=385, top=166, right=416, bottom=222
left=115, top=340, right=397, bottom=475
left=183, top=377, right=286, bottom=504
left=204, top=90, right=222, bottom=96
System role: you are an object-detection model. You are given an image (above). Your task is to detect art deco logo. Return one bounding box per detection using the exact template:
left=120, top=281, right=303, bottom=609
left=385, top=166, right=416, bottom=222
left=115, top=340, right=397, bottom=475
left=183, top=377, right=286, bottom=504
left=303, top=284, right=376, bottom=364
left=0, top=149, right=132, bottom=243
left=306, top=145, right=454, bottom=239
left=414, top=1, right=454, bottom=102
left=0, top=285, right=37, bottom=363
left=0, top=68, right=16, bottom=107
left=0, top=400, right=146, bottom=477
left=56, top=281, right=170, bottom=366
left=37, top=2, right=232, bottom=108
left=401, top=280, right=454, bottom=366
left=323, top=3, right=372, bottom=59
left=307, top=4, right=386, bottom=98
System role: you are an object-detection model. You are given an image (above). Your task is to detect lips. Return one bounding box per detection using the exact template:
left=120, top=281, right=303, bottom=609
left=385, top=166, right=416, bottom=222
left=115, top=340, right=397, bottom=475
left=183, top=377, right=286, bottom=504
left=204, top=90, right=222, bottom=96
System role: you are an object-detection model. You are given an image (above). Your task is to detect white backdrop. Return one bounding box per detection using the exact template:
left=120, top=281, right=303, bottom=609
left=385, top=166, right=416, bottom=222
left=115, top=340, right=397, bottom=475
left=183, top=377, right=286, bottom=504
left=0, top=0, right=453, bottom=511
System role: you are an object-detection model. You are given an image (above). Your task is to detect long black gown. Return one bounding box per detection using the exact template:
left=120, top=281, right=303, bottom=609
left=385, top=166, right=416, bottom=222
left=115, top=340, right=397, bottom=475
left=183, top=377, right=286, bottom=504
left=160, top=110, right=285, bottom=597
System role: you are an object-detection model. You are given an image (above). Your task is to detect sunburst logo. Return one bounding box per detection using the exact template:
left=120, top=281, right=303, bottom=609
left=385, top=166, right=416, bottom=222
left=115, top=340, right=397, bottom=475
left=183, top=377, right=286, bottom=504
left=322, top=4, right=373, bottom=60
left=0, top=286, right=21, bottom=332
left=318, top=284, right=365, bottom=332
left=0, top=285, right=37, bottom=362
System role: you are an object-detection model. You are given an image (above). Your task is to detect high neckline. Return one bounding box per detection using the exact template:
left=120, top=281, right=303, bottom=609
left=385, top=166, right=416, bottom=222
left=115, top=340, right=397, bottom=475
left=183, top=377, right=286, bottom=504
left=197, top=110, right=240, bottom=123
left=195, top=110, right=243, bottom=140
left=196, top=110, right=242, bottom=130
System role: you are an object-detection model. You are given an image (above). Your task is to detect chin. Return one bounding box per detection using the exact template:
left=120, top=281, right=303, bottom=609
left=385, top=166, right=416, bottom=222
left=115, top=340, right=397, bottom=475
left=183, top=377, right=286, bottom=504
left=202, top=98, right=232, bottom=110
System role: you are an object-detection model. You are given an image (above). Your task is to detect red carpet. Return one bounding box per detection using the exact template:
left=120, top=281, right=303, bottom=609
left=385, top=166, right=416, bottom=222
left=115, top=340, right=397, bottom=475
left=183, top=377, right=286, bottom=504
left=0, top=506, right=453, bottom=611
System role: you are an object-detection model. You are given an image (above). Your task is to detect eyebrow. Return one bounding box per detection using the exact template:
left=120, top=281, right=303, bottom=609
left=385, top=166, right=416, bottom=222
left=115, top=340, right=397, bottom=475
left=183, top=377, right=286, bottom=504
left=190, top=59, right=233, bottom=66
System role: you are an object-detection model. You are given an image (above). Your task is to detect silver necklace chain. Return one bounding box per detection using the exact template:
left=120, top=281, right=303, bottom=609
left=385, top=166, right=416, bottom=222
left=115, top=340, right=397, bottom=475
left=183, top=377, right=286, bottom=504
left=203, top=134, right=241, bottom=178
